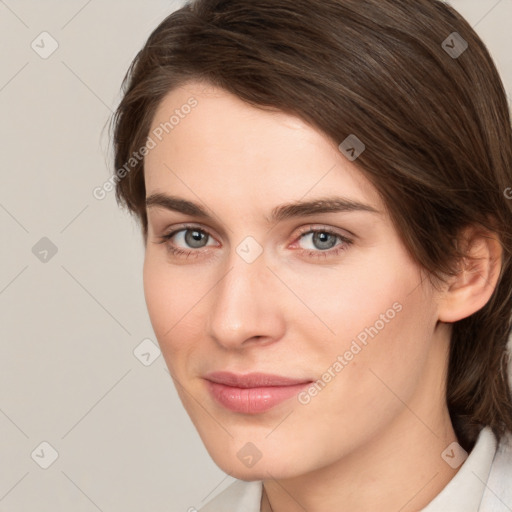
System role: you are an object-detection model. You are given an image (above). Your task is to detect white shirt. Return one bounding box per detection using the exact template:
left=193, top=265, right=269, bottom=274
left=198, top=426, right=512, bottom=511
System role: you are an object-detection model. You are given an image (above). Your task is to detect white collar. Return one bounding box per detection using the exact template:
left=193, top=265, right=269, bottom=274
left=421, top=426, right=497, bottom=511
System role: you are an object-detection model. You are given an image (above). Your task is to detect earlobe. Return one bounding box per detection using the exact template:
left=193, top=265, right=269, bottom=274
left=438, top=227, right=503, bottom=323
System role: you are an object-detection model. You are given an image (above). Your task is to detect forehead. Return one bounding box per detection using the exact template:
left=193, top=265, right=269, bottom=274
left=144, top=81, right=382, bottom=213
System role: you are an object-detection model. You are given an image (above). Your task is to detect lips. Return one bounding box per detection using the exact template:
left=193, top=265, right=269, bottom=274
left=204, top=371, right=311, bottom=388
left=204, top=371, right=313, bottom=414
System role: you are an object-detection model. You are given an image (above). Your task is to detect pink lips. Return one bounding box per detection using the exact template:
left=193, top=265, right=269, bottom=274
left=204, top=371, right=312, bottom=414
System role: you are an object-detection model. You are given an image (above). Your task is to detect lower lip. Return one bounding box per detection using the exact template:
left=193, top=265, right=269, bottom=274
left=205, top=380, right=311, bottom=414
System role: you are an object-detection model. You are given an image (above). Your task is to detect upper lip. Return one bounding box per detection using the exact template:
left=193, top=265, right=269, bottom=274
left=204, top=371, right=313, bottom=388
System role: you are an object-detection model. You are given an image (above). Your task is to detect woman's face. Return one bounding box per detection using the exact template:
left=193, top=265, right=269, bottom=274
left=143, top=81, right=444, bottom=480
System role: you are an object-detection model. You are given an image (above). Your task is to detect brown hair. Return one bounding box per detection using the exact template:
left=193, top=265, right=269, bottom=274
left=110, top=0, right=512, bottom=451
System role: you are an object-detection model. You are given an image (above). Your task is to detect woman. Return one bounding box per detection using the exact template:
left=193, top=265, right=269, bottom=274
left=110, top=0, right=512, bottom=510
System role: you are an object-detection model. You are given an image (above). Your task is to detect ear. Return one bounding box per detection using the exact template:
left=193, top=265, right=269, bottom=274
left=437, top=225, right=503, bottom=323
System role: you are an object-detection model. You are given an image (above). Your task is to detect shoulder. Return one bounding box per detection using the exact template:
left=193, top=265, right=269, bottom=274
left=198, top=479, right=263, bottom=512
left=480, top=429, right=512, bottom=511
left=488, top=429, right=512, bottom=480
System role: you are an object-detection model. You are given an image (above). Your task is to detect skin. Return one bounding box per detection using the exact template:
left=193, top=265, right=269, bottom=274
left=142, top=81, right=502, bottom=511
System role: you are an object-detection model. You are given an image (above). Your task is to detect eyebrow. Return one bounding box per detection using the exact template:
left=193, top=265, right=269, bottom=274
left=146, top=193, right=380, bottom=224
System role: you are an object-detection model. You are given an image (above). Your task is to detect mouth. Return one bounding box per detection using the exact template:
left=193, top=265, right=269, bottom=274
left=203, top=371, right=313, bottom=414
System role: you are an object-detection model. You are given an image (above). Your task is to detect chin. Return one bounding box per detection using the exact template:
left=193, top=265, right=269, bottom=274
left=205, top=442, right=308, bottom=481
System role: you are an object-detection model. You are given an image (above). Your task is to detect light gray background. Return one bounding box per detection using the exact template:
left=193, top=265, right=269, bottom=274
left=0, top=1, right=511, bottom=511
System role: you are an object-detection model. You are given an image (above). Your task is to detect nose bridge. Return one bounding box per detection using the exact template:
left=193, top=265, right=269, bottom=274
left=206, top=242, right=282, bottom=347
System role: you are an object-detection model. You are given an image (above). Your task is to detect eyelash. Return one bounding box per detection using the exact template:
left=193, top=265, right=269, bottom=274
left=155, top=223, right=353, bottom=260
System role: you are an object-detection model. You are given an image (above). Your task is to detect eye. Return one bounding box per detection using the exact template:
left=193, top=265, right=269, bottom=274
left=155, top=224, right=218, bottom=259
left=292, top=226, right=353, bottom=259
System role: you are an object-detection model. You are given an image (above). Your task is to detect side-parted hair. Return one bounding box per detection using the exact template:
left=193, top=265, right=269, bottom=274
left=111, top=0, right=512, bottom=451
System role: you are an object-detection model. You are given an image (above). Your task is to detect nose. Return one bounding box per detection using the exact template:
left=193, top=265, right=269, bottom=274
left=206, top=248, right=286, bottom=350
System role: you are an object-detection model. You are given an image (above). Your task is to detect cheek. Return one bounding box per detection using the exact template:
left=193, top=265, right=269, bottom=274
left=142, top=254, right=191, bottom=356
left=313, top=273, right=436, bottom=418
left=142, top=252, right=214, bottom=378
left=276, top=245, right=422, bottom=352
left=286, top=245, right=435, bottom=399
left=143, top=254, right=170, bottom=337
